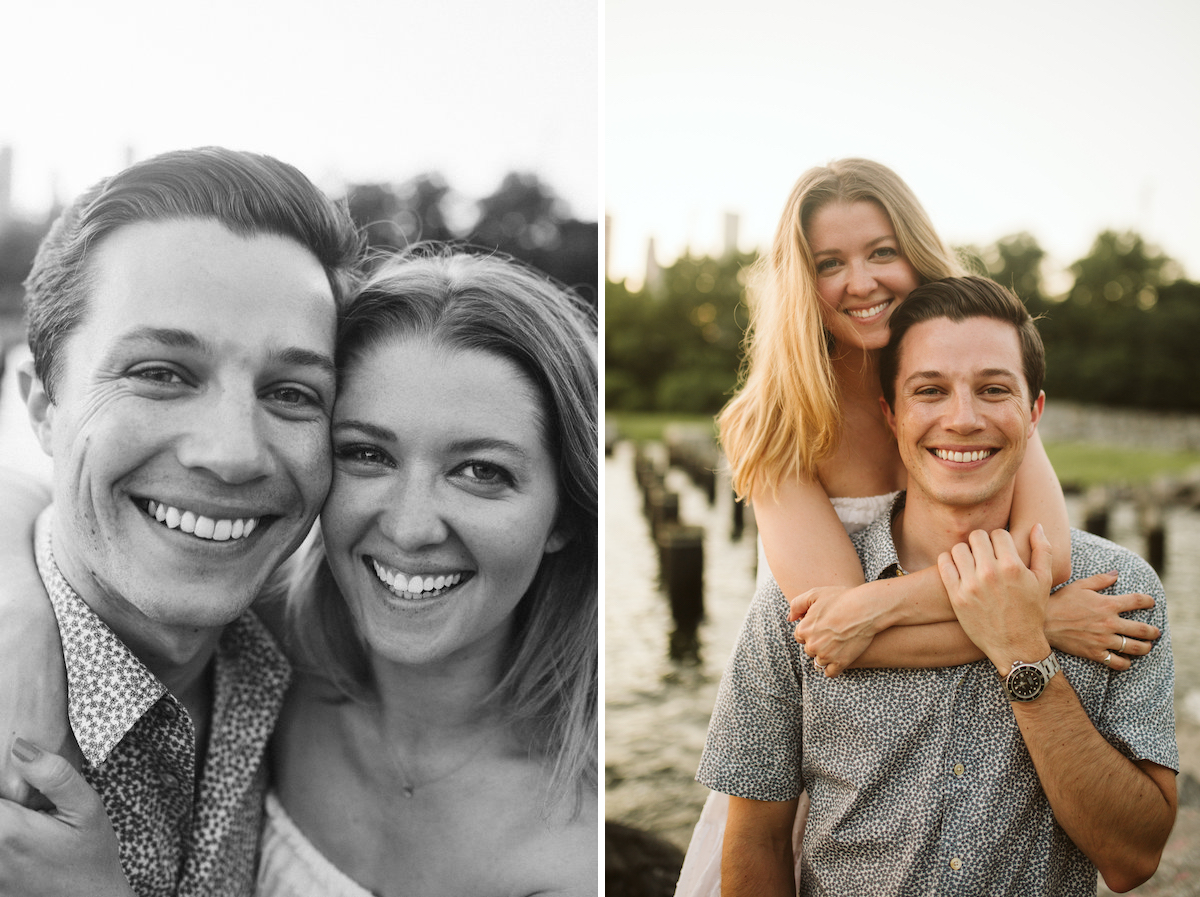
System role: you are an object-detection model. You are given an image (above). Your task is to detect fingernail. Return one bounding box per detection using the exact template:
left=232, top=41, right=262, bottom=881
left=12, top=737, right=40, bottom=763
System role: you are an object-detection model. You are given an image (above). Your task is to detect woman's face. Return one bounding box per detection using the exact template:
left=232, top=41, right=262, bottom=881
left=321, top=335, right=566, bottom=668
left=806, top=199, right=920, bottom=352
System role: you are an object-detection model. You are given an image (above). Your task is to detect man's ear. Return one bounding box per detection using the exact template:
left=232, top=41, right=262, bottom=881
left=879, top=394, right=898, bottom=437
left=18, top=358, right=55, bottom=457
left=1027, top=390, right=1045, bottom=436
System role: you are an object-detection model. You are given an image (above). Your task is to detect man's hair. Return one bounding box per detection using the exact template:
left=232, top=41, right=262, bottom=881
left=880, top=276, right=1045, bottom=410
left=23, top=146, right=362, bottom=401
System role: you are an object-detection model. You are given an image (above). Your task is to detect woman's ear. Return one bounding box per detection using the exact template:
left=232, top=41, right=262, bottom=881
left=18, top=358, right=55, bottom=457
left=544, top=520, right=572, bottom=554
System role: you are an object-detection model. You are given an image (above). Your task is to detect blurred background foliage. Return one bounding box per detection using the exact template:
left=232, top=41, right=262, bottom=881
left=0, top=171, right=598, bottom=351
left=606, top=230, right=1200, bottom=414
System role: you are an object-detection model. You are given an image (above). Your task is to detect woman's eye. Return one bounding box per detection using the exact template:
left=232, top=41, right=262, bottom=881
left=816, top=258, right=839, bottom=272
left=458, top=461, right=514, bottom=487
left=335, top=444, right=392, bottom=466
left=872, top=246, right=898, bottom=260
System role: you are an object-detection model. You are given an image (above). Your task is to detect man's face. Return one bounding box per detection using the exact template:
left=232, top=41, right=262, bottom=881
left=883, top=316, right=1043, bottom=511
left=29, top=218, right=337, bottom=652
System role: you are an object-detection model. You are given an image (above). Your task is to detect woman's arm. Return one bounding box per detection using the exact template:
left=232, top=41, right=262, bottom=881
left=0, top=467, right=73, bottom=808
left=764, top=466, right=1150, bottom=675
left=756, top=477, right=965, bottom=676
left=1010, top=429, right=1072, bottom=585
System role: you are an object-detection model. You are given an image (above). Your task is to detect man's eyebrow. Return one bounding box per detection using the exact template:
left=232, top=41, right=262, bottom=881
left=114, top=327, right=335, bottom=379
left=903, top=368, right=1021, bottom=384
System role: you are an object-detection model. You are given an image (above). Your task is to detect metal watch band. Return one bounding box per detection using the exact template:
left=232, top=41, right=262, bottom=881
left=1002, top=651, right=1060, bottom=703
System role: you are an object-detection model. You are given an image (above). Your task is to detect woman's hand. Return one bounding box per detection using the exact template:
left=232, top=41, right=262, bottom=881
left=788, top=585, right=880, bottom=678
left=0, top=594, right=74, bottom=808
left=1045, top=572, right=1159, bottom=671
left=0, top=739, right=133, bottom=897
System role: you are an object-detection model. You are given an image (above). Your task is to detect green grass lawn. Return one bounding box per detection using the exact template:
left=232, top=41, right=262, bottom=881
left=1043, top=442, right=1200, bottom=488
left=606, top=413, right=1200, bottom=487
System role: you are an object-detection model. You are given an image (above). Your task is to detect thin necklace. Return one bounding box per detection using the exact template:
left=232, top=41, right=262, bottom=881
left=381, top=727, right=494, bottom=798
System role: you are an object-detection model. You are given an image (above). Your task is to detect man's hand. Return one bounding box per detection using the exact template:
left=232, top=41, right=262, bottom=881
left=938, top=524, right=1054, bottom=674
left=0, top=739, right=133, bottom=897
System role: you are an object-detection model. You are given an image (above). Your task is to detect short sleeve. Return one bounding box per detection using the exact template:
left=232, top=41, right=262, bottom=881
left=696, top=577, right=808, bottom=801
left=1094, top=554, right=1178, bottom=771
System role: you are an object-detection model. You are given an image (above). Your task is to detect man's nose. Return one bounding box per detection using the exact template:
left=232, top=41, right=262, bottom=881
left=944, top=390, right=984, bottom=432
left=175, top=388, right=275, bottom=483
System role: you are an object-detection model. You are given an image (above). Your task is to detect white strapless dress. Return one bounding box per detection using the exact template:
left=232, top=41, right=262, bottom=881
left=674, top=492, right=898, bottom=897
left=256, top=792, right=376, bottom=897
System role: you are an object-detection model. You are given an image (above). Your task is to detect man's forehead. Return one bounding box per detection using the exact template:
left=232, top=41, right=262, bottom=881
left=899, top=316, right=1022, bottom=374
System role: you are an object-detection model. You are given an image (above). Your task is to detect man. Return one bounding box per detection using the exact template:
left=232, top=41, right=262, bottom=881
left=698, top=277, right=1177, bottom=894
left=0, top=147, right=360, bottom=896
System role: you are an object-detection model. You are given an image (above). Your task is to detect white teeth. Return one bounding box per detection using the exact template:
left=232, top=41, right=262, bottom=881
left=144, top=500, right=261, bottom=543
left=935, top=449, right=993, bottom=463
left=371, top=559, right=464, bottom=600
left=847, top=301, right=889, bottom=319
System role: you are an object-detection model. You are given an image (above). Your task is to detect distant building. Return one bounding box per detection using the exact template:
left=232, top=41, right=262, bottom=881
left=723, top=211, right=740, bottom=259
left=605, top=214, right=612, bottom=280
left=645, top=236, right=663, bottom=297
left=0, top=145, right=11, bottom=222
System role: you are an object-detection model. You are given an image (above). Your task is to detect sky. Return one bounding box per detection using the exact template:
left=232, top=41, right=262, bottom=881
left=0, top=0, right=598, bottom=221
left=606, top=0, right=1200, bottom=291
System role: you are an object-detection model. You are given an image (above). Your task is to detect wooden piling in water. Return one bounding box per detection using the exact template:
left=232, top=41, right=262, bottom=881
left=657, top=524, right=705, bottom=661
left=1083, top=487, right=1110, bottom=539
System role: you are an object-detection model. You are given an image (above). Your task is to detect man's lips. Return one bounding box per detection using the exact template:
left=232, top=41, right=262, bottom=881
left=140, top=498, right=266, bottom=542
left=929, top=447, right=998, bottom=464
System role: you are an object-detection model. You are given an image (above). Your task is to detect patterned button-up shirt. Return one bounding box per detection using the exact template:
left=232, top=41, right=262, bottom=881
left=35, top=509, right=291, bottom=897
left=698, top=494, right=1177, bottom=895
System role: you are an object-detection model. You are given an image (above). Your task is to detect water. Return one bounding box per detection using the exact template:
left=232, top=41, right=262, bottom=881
left=604, top=440, right=1200, bottom=850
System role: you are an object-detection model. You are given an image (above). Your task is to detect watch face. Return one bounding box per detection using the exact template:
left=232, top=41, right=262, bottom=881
left=1008, top=666, right=1045, bottom=700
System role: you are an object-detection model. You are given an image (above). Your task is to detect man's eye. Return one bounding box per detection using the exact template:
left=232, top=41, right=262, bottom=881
left=271, top=387, right=316, bottom=406
left=131, top=366, right=186, bottom=385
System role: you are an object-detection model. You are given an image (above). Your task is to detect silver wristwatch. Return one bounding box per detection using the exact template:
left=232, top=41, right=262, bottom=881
left=1002, top=651, right=1060, bottom=703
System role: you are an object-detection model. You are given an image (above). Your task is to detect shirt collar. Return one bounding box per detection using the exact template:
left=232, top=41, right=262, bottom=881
left=854, top=491, right=908, bottom=582
left=35, top=508, right=170, bottom=765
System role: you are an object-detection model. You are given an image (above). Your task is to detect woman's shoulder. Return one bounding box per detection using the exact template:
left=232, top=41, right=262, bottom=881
left=495, top=778, right=598, bottom=895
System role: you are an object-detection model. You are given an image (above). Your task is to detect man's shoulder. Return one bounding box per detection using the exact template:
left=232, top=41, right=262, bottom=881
left=1067, top=527, right=1163, bottom=594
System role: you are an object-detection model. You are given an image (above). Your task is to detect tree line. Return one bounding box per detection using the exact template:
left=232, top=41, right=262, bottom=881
left=606, top=231, right=1200, bottom=413
left=0, top=170, right=598, bottom=349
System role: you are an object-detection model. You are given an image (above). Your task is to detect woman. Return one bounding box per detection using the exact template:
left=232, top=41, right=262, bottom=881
left=256, top=249, right=598, bottom=896
left=675, top=159, right=1158, bottom=895
left=0, top=248, right=598, bottom=896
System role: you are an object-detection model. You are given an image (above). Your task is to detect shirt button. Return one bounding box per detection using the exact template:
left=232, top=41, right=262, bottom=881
left=950, top=857, right=963, bottom=871
left=159, top=771, right=182, bottom=790
left=953, top=762, right=965, bottom=776
left=161, top=702, right=179, bottom=720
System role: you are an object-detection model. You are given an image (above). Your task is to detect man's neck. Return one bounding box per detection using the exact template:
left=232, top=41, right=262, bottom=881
left=892, top=486, right=1015, bottom=574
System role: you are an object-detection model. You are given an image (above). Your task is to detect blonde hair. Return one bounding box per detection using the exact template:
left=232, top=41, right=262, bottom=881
left=718, top=158, right=964, bottom=499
